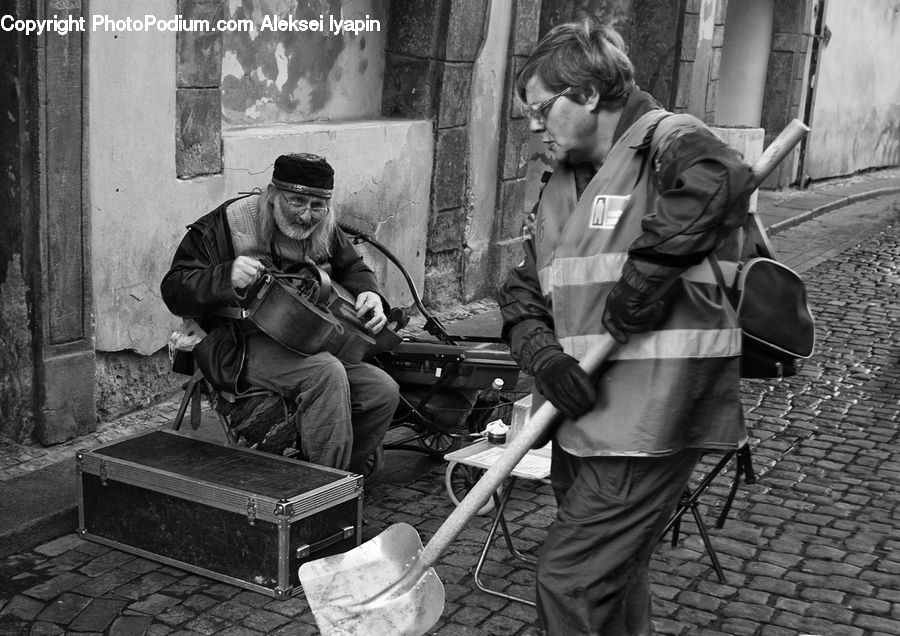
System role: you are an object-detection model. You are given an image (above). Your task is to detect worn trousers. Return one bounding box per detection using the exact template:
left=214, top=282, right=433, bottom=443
left=537, top=445, right=703, bottom=636
left=242, top=332, right=399, bottom=474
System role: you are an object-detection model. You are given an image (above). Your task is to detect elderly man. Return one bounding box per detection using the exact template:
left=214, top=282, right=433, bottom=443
left=499, top=18, right=754, bottom=635
left=162, top=153, right=399, bottom=475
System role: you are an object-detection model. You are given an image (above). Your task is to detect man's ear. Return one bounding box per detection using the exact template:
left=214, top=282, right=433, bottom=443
left=584, top=86, right=602, bottom=111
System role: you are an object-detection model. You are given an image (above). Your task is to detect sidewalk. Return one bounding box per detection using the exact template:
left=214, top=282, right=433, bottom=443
left=1, top=167, right=899, bottom=558
left=0, top=168, right=898, bottom=635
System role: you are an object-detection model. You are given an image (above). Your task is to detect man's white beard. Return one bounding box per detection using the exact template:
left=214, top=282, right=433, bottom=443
left=273, top=200, right=315, bottom=241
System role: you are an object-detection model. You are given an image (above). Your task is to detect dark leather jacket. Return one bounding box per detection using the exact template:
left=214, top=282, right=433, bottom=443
left=161, top=195, right=382, bottom=388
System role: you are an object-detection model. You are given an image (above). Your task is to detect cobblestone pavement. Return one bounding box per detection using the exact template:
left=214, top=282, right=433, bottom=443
left=1, top=197, right=899, bottom=635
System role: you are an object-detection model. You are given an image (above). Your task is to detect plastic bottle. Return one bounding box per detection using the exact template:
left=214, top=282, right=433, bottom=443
left=466, top=378, right=504, bottom=434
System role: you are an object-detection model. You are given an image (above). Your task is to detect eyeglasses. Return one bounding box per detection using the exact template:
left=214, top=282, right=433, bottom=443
left=281, top=192, right=330, bottom=217
left=519, top=87, right=575, bottom=123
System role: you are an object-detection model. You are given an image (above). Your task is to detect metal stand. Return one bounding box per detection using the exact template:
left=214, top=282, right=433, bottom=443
left=472, top=478, right=539, bottom=606
left=661, top=444, right=756, bottom=582
left=444, top=440, right=550, bottom=607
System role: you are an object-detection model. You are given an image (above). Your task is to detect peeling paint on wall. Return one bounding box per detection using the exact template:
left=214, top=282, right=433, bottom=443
left=222, top=0, right=388, bottom=124
left=96, top=349, right=181, bottom=421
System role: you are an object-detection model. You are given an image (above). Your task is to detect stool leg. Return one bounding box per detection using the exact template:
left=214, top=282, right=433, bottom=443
left=190, top=384, right=202, bottom=430
left=741, top=444, right=757, bottom=484
left=663, top=453, right=732, bottom=544
left=497, top=504, right=537, bottom=565
left=473, top=481, right=536, bottom=607
left=667, top=490, right=689, bottom=547
left=691, top=503, right=726, bottom=582
left=215, top=411, right=238, bottom=445
left=172, top=371, right=203, bottom=431
left=716, top=445, right=755, bottom=528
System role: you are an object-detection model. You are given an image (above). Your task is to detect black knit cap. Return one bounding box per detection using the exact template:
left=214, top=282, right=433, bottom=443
left=271, top=153, right=334, bottom=199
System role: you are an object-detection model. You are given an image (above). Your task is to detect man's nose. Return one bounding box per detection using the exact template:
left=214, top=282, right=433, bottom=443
left=528, top=117, right=546, bottom=133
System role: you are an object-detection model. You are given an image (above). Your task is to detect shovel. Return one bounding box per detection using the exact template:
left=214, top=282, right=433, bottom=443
left=297, top=119, right=811, bottom=636
left=297, top=336, right=618, bottom=636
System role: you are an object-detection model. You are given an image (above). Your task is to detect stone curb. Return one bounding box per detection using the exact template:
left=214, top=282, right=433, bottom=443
left=767, top=185, right=900, bottom=235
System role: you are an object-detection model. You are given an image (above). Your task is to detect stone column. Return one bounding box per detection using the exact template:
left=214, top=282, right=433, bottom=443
left=491, top=0, right=542, bottom=291
left=711, top=126, right=765, bottom=211
left=0, top=0, right=97, bottom=445
left=461, top=0, right=513, bottom=300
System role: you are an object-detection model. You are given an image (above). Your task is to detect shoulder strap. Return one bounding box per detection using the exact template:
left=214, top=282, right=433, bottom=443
left=708, top=255, right=732, bottom=302
left=744, top=211, right=778, bottom=261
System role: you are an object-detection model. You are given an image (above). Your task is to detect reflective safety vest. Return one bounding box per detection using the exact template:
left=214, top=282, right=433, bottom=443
left=534, top=109, right=746, bottom=456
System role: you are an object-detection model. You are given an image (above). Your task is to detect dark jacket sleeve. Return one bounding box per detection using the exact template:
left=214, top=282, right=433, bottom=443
left=160, top=222, right=240, bottom=319
left=326, top=227, right=393, bottom=314
left=623, top=124, right=754, bottom=292
left=497, top=226, right=564, bottom=374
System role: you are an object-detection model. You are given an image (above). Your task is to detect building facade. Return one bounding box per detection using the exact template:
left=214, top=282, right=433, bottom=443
left=2, top=0, right=898, bottom=444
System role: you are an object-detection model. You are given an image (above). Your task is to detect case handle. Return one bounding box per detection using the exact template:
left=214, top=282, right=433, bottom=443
left=296, top=525, right=356, bottom=559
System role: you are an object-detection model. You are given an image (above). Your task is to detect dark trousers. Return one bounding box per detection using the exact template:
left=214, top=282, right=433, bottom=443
left=242, top=332, right=399, bottom=474
left=537, top=445, right=703, bottom=635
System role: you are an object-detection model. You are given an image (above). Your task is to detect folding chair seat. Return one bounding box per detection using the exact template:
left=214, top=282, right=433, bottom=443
left=661, top=442, right=756, bottom=581
left=170, top=367, right=386, bottom=480
left=171, top=369, right=296, bottom=453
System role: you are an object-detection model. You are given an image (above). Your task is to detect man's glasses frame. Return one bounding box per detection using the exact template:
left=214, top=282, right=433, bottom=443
left=280, top=192, right=330, bottom=217
left=519, top=86, right=575, bottom=123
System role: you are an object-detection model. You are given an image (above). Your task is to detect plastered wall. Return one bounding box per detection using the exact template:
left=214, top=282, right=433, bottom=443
left=221, top=0, right=387, bottom=125
left=804, top=0, right=900, bottom=178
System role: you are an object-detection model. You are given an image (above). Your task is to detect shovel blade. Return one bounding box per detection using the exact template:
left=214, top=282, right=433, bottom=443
left=298, top=522, right=445, bottom=636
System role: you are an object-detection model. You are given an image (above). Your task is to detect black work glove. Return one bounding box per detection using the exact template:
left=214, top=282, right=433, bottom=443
left=602, top=277, right=670, bottom=344
left=532, top=349, right=597, bottom=419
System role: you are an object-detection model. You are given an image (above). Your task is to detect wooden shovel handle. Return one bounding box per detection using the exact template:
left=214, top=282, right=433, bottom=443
left=749, top=119, right=809, bottom=188
left=417, top=336, right=618, bottom=569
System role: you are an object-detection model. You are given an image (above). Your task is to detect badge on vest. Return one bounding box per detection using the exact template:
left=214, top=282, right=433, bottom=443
left=589, top=195, right=631, bottom=229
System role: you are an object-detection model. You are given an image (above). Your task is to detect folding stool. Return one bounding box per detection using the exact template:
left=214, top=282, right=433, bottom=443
left=661, top=443, right=756, bottom=581
left=171, top=369, right=293, bottom=451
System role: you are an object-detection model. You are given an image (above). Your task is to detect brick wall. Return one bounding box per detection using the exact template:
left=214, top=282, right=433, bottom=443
left=176, top=0, right=223, bottom=178
left=382, top=0, right=488, bottom=307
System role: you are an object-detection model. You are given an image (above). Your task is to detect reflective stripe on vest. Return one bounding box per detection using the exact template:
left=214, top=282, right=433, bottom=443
left=538, top=255, right=738, bottom=294
left=546, top=251, right=726, bottom=286
left=546, top=251, right=741, bottom=361
left=560, top=327, right=741, bottom=361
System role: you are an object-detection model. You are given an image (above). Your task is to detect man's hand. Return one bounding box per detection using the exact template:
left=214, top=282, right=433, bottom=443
left=356, top=291, right=386, bottom=334
left=602, top=277, right=670, bottom=344
left=231, top=256, right=265, bottom=290
left=532, top=349, right=597, bottom=419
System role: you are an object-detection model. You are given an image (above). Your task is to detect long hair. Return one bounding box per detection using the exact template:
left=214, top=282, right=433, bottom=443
left=516, top=16, right=635, bottom=108
left=259, top=187, right=335, bottom=264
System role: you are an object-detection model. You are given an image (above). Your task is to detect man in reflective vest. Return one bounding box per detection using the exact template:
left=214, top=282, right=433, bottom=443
left=499, top=17, right=755, bottom=635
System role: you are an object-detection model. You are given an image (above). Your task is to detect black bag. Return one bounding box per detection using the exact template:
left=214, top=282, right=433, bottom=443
left=713, top=213, right=815, bottom=378
left=732, top=257, right=815, bottom=378
left=191, top=321, right=246, bottom=393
